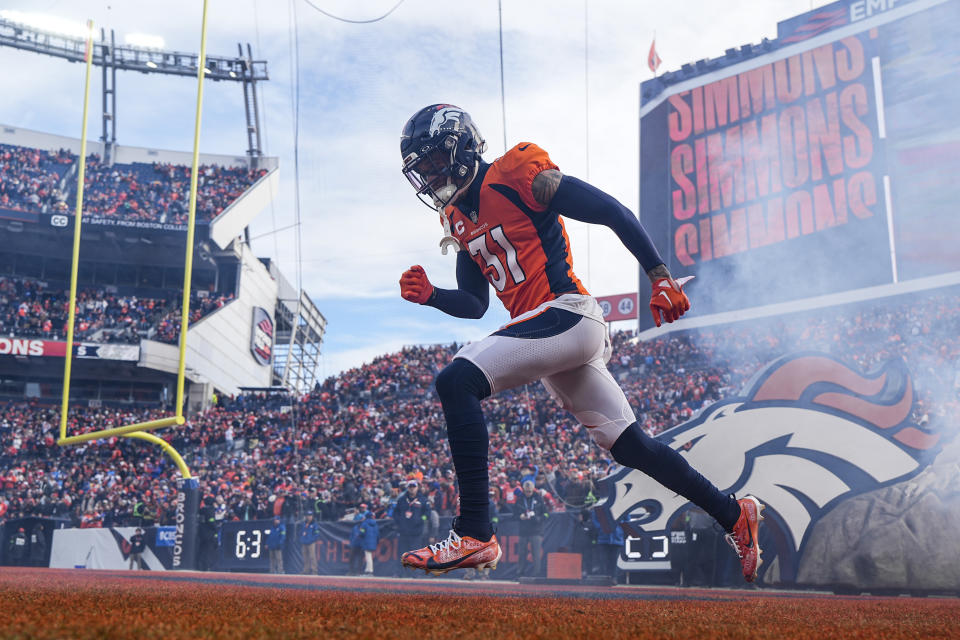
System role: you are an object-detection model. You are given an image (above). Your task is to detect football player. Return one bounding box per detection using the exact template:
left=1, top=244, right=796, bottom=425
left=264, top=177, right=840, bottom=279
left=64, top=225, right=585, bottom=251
left=397, top=104, right=763, bottom=582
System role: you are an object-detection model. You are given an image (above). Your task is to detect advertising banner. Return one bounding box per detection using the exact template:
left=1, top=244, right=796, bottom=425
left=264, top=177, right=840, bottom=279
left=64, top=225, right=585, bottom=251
left=49, top=526, right=175, bottom=570
left=38, top=212, right=205, bottom=232
left=0, top=337, right=139, bottom=361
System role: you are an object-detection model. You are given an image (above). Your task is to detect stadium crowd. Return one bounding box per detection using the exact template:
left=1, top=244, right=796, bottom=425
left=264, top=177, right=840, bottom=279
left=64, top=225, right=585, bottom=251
left=0, top=143, right=73, bottom=214
left=0, top=292, right=957, bottom=534
left=82, top=157, right=267, bottom=224
left=0, top=142, right=265, bottom=224
left=0, top=275, right=234, bottom=344
left=153, top=292, right=235, bottom=344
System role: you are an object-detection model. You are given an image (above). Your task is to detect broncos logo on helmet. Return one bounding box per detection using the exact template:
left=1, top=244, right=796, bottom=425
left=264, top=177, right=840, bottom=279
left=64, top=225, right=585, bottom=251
left=428, top=106, right=465, bottom=137
left=596, top=352, right=946, bottom=583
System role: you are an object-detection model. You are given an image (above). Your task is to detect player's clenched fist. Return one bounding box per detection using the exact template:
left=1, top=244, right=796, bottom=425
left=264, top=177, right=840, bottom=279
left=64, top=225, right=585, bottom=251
left=399, top=265, right=434, bottom=304
left=649, top=277, right=690, bottom=327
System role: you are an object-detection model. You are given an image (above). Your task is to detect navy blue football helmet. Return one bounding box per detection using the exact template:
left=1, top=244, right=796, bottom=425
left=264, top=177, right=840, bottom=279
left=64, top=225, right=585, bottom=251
left=401, top=104, right=487, bottom=210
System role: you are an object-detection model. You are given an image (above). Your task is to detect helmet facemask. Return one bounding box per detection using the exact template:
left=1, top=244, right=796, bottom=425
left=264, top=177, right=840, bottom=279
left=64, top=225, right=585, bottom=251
left=402, top=134, right=475, bottom=211
left=400, top=104, right=486, bottom=212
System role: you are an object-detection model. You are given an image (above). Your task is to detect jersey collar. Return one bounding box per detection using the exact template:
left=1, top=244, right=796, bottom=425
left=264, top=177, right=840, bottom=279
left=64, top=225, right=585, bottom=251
left=456, top=160, right=490, bottom=222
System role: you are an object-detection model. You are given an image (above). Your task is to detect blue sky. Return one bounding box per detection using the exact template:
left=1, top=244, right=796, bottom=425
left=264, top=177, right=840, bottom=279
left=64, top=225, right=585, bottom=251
left=0, top=0, right=821, bottom=378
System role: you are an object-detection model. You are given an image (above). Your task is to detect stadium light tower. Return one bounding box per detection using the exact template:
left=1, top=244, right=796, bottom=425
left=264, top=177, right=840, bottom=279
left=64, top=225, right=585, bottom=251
left=0, top=15, right=268, bottom=167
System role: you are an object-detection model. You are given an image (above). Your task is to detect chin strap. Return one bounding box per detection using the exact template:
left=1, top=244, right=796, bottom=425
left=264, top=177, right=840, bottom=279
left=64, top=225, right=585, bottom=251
left=439, top=209, right=460, bottom=255
left=434, top=161, right=479, bottom=255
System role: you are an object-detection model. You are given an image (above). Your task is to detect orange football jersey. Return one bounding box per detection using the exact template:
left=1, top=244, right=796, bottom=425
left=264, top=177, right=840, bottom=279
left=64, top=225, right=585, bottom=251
left=446, top=143, right=589, bottom=318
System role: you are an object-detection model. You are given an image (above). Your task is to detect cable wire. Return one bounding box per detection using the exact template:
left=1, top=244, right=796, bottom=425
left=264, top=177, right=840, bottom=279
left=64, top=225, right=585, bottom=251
left=249, top=220, right=302, bottom=241
left=300, top=0, right=406, bottom=24
left=584, top=0, right=591, bottom=289
left=498, top=0, right=507, bottom=153
left=288, top=0, right=304, bottom=297
left=251, top=0, right=281, bottom=262
left=287, top=0, right=306, bottom=440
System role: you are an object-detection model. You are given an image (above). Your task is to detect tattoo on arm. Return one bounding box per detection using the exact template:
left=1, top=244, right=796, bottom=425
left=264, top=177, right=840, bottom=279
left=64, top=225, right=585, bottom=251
left=531, top=170, right=563, bottom=207
left=646, top=263, right=671, bottom=284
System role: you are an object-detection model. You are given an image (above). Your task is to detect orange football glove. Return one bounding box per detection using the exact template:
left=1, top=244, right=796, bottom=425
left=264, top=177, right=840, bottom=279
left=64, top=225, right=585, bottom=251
left=399, top=265, right=434, bottom=304
left=649, top=276, right=691, bottom=327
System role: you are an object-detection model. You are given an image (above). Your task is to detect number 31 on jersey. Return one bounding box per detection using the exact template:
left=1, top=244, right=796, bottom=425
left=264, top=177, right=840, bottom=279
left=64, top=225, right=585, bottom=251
left=467, top=225, right=526, bottom=292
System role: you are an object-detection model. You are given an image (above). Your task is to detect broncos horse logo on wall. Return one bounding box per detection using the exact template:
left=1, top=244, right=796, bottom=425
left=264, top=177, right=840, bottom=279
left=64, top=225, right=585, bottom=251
left=597, top=352, right=945, bottom=584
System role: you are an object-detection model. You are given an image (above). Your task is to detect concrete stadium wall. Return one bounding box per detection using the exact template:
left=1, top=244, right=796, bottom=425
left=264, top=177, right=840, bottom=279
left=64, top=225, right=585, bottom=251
left=139, top=241, right=277, bottom=398
left=208, top=167, right=280, bottom=250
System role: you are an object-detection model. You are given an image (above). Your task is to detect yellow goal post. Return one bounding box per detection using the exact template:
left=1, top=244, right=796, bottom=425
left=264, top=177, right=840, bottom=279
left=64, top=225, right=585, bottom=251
left=56, top=0, right=212, bottom=483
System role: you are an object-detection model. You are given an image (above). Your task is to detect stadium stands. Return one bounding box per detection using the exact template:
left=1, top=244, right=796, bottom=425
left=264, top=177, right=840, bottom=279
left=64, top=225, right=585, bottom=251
left=0, top=143, right=73, bottom=214
left=82, top=156, right=267, bottom=224
left=0, top=275, right=233, bottom=343
left=0, top=292, right=957, bottom=529
left=0, top=142, right=266, bottom=223
left=153, top=292, right=234, bottom=344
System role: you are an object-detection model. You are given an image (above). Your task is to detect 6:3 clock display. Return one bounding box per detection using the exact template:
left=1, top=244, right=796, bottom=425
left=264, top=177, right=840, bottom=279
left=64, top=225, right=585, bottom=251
left=218, top=520, right=274, bottom=570
left=234, top=528, right=264, bottom=559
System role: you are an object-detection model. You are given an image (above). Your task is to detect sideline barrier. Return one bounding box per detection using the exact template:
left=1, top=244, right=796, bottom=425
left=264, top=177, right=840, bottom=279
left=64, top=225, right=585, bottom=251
left=48, top=525, right=177, bottom=570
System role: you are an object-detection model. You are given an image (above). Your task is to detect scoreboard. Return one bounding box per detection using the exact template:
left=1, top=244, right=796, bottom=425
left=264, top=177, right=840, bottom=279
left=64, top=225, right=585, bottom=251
left=638, top=0, right=960, bottom=325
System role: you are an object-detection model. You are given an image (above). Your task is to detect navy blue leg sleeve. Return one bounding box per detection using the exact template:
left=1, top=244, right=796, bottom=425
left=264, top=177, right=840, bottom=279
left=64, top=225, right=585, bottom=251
left=435, top=358, right=493, bottom=541
left=610, top=422, right=741, bottom=532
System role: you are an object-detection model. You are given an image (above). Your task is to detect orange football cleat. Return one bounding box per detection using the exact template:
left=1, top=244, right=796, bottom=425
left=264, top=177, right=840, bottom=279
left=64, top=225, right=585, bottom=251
left=401, top=528, right=502, bottom=576
left=724, top=495, right=764, bottom=582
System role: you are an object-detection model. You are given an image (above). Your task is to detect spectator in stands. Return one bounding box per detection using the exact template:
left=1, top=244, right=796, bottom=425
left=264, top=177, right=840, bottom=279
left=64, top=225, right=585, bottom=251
left=128, top=527, right=145, bottom=570
left=0, top=144, right=71, bottom=214
left=266, top=516, right=286, bottom=574
left=233, top=494, right=257, bottom=521
left=359, top=508, right=379, bottom=576
left=197, top=496, right=218, bottom=571
left=394, top=481, right=427, bottom=573
left=348, top=511, right=366, bottom=576
left=29, top=523, right=47, bottom=567
left=562, top=471, right=594, bottom=510
left=574, top=510, right=599, bottom=577
left=8, top=527, right=28, bottom=564
left=592, top=510, right=624, bottom=581
left=0, top=144, right=265, bottom=223
left=299, top=511, right=320, bottom=575
left=513, top=481, right=548, bottom=579
left=0, top=275, right=232, bottom=344
left=82, top=156, right=266, bottom=225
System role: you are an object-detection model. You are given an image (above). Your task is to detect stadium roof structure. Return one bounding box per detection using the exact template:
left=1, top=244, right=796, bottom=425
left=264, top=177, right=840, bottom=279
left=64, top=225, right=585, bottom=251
left=0, top=16, right=268, bottom=167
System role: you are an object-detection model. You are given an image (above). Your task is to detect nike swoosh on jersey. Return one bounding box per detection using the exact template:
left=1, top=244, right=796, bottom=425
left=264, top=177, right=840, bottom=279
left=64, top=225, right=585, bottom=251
left=518, top=144, right=530, bottom=151
left=425, top=547, right=485, bottom=570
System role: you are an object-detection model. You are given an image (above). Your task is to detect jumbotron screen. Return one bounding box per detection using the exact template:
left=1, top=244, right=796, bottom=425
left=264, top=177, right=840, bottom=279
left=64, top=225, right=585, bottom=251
left=638, top=0, right=960, bottom=324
